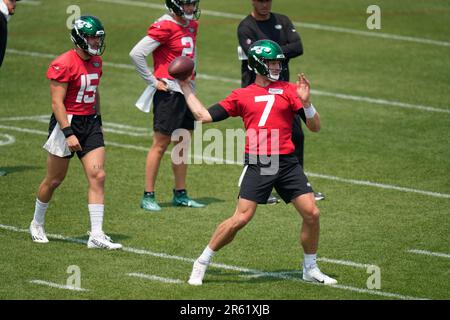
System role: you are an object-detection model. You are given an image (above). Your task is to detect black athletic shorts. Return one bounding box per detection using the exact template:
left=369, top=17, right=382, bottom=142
left=48, top=113, right=104, bottom=159
left=238, top=153, right=313, bottom=204
left=153, top=90, right=195, bottom=135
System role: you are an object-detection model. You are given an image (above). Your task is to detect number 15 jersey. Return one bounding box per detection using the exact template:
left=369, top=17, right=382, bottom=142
left=47, top=49, right=102, bottom=116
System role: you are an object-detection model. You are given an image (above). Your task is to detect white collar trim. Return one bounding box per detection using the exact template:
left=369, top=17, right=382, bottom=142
left=0, top=2, right=10, bottom=20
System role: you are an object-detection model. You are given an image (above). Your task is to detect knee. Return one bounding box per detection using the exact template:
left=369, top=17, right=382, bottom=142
left=91, top=170, right=106, bottom=185
left=152, top=141, right=169, bottom=155
left=48, top=178, right=63, bottom=190
left=303, top=207, right=320, bottom=225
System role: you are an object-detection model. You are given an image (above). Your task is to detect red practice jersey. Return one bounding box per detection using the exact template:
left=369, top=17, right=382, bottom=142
left=47, top=50, right=102, bottom=116
left=147, top=15, right=198, bottom=80
left=219, top=81, right=303, bottom=155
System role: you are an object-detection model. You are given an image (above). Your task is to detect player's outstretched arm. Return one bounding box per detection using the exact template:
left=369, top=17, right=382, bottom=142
left=296, top=73, right=321, bottom=132
left=178, top=79, right=213, bottom=123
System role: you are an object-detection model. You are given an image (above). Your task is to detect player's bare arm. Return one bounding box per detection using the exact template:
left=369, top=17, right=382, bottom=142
left=296, top=73, right=321, bottom=132
left=178, top=79, right=213, bottom=123
left=50, top=80, right=81, bottom=152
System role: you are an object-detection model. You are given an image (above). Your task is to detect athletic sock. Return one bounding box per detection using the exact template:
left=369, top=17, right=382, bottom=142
left=33, top=198, right=49, bottom=225
left=198, top=246, right=215, bottom=265
left=304, top=253, right=317, bottom=269
left=88, top=204, right=104, bottom=236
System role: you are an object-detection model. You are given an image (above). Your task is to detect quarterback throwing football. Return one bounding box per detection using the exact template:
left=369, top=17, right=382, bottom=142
left=179, top=40, right=337, bottom=286
left=29, top=16, right=122, bottom=250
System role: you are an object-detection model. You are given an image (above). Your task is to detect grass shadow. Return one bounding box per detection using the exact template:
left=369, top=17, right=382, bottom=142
left=0, top=166, right=41, bottom=175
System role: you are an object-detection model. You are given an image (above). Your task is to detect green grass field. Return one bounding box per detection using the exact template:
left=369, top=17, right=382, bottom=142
left=0, top=0, right=449, bottom=301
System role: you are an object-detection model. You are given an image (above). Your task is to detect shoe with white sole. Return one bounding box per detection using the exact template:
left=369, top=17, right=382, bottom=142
left=303, top=266, right=337, bottom=285
left=30, top=220, right=49, bottom=243
left=188, top=259, right=208, bottom=286
left=87, top=232, right=122, bottom=250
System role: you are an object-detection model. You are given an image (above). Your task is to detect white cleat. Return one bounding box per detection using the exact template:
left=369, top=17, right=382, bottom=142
left=30, top=220, right=49, bottom=243
left=303, top=266, right=337, bottom=285
left=188, top=259, right=208, bottom=286
left=87, top=232, right=122, bottom=250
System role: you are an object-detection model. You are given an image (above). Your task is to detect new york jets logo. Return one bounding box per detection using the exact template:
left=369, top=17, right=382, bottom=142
left=251, top=46, right=271, bottom=54
left=75, top=20, right=93, bottom=30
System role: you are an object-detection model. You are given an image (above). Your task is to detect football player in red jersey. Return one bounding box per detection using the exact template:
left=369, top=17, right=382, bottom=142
left=179, top=40, right=337, bottom=286
left=29, top=16, right=122, bottom=250
left=129, top=0, right=205, bottom=211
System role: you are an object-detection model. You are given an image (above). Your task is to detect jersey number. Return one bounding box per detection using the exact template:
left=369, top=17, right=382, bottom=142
left=256, top=95, right=275, bottom=127
left=76, top=74, right=98, bottom=103
left=181, top=37, right=194, bottom=57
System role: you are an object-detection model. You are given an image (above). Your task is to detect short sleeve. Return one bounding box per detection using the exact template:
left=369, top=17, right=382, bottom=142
left=47, top=61, right=71, bottom=82
left=147, top=21, right=171, bottom=43
left=218, top=90, right=242, bottom=117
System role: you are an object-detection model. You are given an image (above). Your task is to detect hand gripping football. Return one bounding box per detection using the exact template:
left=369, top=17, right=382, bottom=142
left=168, top=56, right=195, bottom=80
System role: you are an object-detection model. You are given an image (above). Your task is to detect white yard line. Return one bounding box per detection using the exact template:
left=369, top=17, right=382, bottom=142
left=127, top=273, right=184, bottom=284
left=20, top=0, right=41, bottom=6
left=29, top=280, right=88, bottom=291
left=6, top=48, right=450, bottom=115
left=407, top=249, right=450, bottom=259
left=96, top=0, right=450, bottom=48
left=0, top=123, right=449, bottom=199
left=317, top=257, right=372, bottom=269
left=0, top=224, right=429, bottom=300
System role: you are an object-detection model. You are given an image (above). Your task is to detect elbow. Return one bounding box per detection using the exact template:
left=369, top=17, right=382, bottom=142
left=129, top=48, right=140, bottom=62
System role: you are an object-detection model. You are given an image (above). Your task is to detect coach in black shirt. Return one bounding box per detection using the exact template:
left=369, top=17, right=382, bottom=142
left=237, top=0, right=325, bottom=202
left=0, top=0, right=20, bottom=68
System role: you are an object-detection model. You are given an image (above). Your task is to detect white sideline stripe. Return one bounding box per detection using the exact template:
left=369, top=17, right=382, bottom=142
left=306, top=172, right=450, bottom=199
left=0, top=224, right=428, bottom=300
left=127, top=273, right=184, bottom=284
left=407, top=249, right=450, bottom=259
left=311, top=90, right=450, bottom=115
left=29, top=280, right=88, bottom=291
left=317, top=257, right=372, bottom=269
left=6, top=49, right=449, bottom=115
left=20, top=0, right=41, bottom=5
left=1, top=123, right=449, bottom=200
left=96, top=0, right=450, bottom=48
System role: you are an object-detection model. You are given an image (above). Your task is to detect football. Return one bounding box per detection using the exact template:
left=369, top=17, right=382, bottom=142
left=168, top=56, right=195, bottom=80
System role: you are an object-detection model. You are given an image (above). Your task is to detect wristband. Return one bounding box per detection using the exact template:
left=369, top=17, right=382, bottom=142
left=304, top=104, right=317, bottom=119
left=61, top=126, right=74, bottom=138
left=96, top=115, right=102, bottom=126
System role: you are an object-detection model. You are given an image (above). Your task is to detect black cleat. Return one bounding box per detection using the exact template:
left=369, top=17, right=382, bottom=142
left=266, top=194, right=280, bottom=205
left=314, top=192, right=325, bottom=201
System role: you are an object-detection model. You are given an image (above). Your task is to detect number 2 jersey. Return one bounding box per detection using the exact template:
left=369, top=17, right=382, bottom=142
left=219, top=81, right=304, bottom=155
left=147, top=14, right=198, bottom=80
left=46, top=49, right=102, bottom=116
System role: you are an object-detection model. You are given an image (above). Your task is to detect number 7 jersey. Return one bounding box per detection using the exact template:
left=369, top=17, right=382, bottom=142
left=47, top=49, right=102, bottom=116
left=219, top=81, right=304, bottom=155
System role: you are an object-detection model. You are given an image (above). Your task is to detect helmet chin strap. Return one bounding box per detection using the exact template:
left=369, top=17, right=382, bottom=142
left=183, top=13, right=194, bottom=20
left=268, top=72, right=280, bottom=82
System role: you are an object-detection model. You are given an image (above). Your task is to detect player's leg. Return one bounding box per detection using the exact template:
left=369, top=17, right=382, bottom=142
left=30, top=153, right=70, bottom=243
left=291, top=194, right=336, bottom=284
left=188, top=198, right=258, bottom=285
left=141, top=131, right=171, bottom=211
left=293, top=113, right=325, bottom=201
left=171, top=129, right=204, bottom=208
left=81, top=146, right=122, bottom=250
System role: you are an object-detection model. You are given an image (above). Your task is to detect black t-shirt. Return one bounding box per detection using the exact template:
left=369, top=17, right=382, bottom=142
left=0, top=14, right=7, bottom=68
left=237, top=13, right=303, bottom=87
